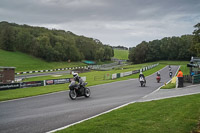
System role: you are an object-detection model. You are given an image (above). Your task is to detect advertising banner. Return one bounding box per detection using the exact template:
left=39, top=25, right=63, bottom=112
left=54, top=78, right=70, bottom=84
left=46, top=80, right=54, bottom=85
left=112, top=74, right=117, bottom=79
left=132, top=70, right=140, bottom=74
left=20, top=81, right=44, bottom=88
left=117, top=73, right=120, bottom=78
left=0, top=83, right=20, bottom=90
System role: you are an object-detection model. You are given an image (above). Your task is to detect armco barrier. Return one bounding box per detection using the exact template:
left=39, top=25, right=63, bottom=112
left=111, top=63, right=159, bottom=80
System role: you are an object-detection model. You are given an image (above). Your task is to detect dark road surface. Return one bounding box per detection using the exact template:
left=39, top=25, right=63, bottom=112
left=0, top=66, right=179, bottom=133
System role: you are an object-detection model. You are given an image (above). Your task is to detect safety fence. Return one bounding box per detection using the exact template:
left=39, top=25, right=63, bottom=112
left=94, top=63, right=159, bottom=81
left=112, top=63, right=159, bottom=79
left=0, top=77, right=86, bottom=91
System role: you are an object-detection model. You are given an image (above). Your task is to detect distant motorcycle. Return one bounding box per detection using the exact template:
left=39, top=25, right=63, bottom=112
left=169, top=71, right=173, bottom=78
left=69, top=81, right=91, bottom=100
left=139, top=77, right=146, bottom=87
left=156, top=76, right=161, bottom=83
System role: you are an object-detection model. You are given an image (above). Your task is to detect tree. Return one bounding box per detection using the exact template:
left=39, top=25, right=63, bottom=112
left=190, top=23, right=200, bottom=57
left=0, top=25, right=16, bottom=51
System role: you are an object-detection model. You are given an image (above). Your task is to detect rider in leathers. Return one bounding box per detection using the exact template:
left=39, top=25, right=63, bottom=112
left=139, top=71, right=146, bottom=83
left=73, top=73, right=84, bottom=90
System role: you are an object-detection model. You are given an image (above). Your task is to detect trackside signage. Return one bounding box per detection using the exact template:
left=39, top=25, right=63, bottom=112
left=0, top=77, right=86, bottom=91
left=0, top=83, right=20, bottom=90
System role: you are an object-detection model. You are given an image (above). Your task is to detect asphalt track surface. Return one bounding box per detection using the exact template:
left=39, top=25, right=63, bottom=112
left=0, top=66, right=179, bottom=133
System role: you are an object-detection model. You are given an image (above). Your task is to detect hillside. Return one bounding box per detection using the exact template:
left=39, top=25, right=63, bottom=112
left=0, top=49, right=86, bottom=72
left=0, top=21, right=114, bottom=62
left=113, top=49, right=129, bottom=60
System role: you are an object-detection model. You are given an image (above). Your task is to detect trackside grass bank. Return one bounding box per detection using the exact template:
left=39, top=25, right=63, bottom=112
left=0, top=63, right=164, bottom=101
left=113, top=49, right=129, bottom=60
left=0, top=49, right=87, bottom=72
left=55, top=94, right=200, bottom=133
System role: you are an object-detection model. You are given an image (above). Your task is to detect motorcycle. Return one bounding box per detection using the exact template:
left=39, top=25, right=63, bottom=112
left=139, top=77, right=146, bottom=87
left=156, top=76, right=161, bottom=83
left=69, top=81, right=91, bottom=100
left=169, top=71, right=172, bottom=78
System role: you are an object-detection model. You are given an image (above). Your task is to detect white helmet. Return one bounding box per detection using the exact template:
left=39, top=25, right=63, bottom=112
left=73, top=73, right=78, bottom=78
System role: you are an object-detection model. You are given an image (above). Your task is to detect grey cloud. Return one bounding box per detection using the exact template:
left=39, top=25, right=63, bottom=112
left=0, top=0, right=199, bottom=47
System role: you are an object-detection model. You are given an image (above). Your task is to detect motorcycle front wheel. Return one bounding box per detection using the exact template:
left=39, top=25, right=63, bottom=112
left=69, top=90, right=77, bottom=100
left=84, top=87, right=91, bottom=98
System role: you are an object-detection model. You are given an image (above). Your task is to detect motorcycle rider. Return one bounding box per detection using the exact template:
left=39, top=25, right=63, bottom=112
left=157, top=71, right=161, bottom=76
left=73, top=73, right=83, bottom=90
left=139, top=71, right=146, bottom=82
left=169, top=65, right=171, bottom=71
left=169, top=69, right=173, bottom=78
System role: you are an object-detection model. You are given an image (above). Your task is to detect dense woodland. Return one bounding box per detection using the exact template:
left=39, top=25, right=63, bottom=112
left=0, top=21, right=114, bottom=62
left=129, top=23, right=200, bottom=64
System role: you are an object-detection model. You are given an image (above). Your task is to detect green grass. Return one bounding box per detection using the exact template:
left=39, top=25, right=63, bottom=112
left=114, top=49, right=129, bottom=60
left=161, top=83, right=176, bottom=89
left=56, top=94, right=200, bottom=133
left=0, top=63, right=164, bottom=101
left=0, top=49, right=87, bottom=72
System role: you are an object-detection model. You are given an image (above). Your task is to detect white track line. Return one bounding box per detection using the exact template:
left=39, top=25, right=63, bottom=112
left=138, top=91, right=200, bottom=103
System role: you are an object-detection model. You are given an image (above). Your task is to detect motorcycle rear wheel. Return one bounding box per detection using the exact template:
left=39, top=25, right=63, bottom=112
left=69, top=90, right=77, bottom=100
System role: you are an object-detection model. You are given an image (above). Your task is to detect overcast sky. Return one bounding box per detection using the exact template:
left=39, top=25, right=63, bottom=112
left=0, top=0, right=200, bottom=47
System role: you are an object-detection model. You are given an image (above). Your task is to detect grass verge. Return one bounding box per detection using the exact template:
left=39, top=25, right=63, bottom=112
left=56, top=94, right=200, bottom=133
left=161, top=83, right=176, bottom=89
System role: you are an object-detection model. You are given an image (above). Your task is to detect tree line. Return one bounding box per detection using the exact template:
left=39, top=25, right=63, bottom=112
left=0, top=21, right=114, bottom=62
left=129, top=23, right=200, bottom=64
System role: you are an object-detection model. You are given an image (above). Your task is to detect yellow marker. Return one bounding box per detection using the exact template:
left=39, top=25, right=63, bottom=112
left=171, top=77, right=177, bottom=83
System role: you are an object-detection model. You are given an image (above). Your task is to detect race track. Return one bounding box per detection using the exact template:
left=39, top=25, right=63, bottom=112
left=0, top=66, right=179, bottom=133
